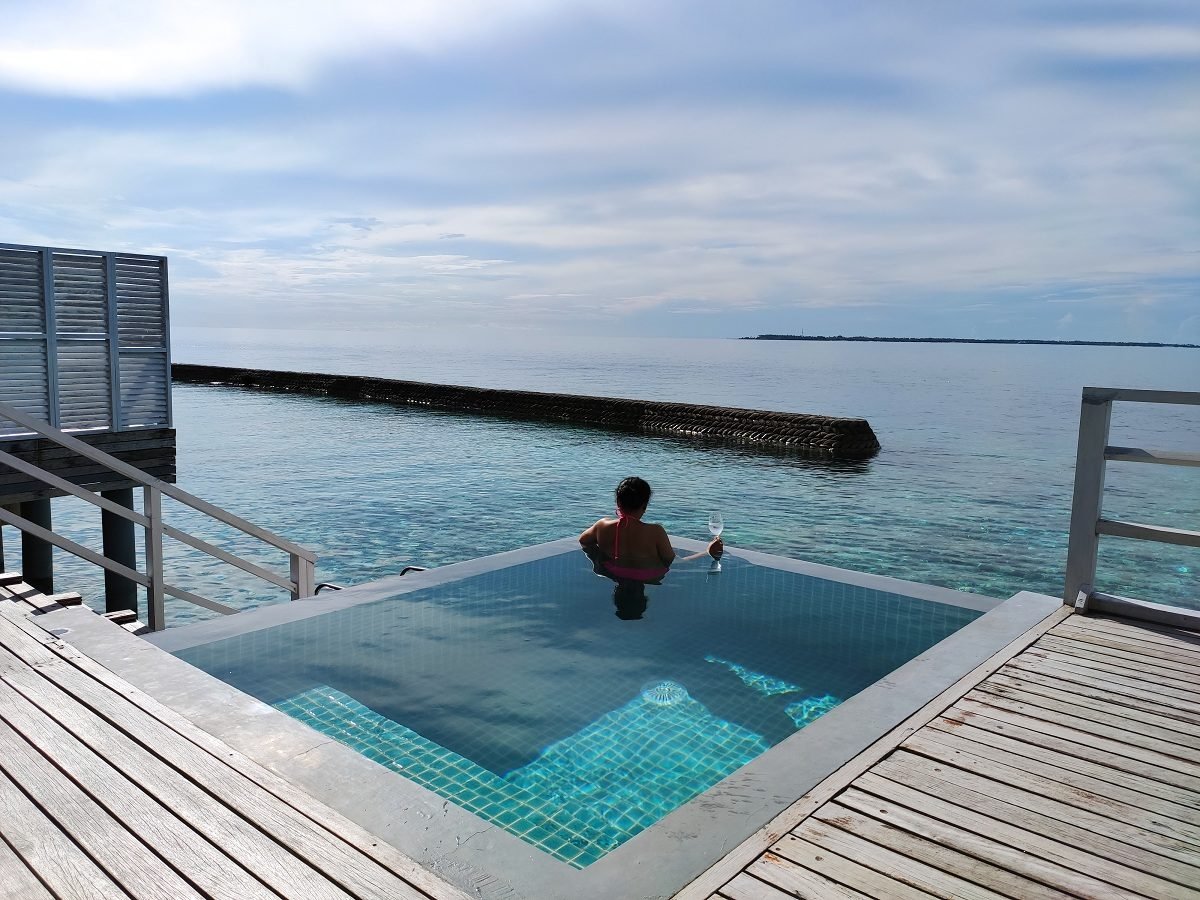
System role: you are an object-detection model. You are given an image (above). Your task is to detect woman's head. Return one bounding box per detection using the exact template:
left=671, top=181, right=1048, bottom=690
left=615, top=476, right=652, bottom=514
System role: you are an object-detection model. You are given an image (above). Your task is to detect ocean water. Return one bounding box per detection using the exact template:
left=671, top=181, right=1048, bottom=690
left=38, top=326, right=1199, bottom=623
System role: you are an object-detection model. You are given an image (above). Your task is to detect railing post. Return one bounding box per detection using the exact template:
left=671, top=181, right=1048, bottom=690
left=101, top=487, right=138, bottom=614
left=1064, top=392, right=1112, bottom=604
left=290, top=553, right=316, bottom=600
left=143, top=486, right=165, bottom=630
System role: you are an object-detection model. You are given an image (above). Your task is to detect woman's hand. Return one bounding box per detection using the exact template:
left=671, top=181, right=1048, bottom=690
left=707, top=538, right=724, bottom=558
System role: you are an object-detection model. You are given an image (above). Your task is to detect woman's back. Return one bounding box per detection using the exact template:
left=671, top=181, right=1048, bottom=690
left=593, top=516, right=673, bottom=569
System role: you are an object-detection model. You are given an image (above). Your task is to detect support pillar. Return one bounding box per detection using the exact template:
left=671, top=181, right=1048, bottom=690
left=0, top=523, right=5, bottom=571
left=20, top=499, right=53, bottom=594
left=101, top=488, right=138, bottom=614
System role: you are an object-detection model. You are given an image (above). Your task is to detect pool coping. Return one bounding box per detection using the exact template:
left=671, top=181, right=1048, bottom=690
left=58, top=541, right=1061, bottom=900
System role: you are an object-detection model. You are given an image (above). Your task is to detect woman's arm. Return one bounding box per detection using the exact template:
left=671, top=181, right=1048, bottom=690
left=579, top=520, right=602, bottom=547
left=677, top=539, right=724, bottom=562
left=655, top=525, right=677, bottom=567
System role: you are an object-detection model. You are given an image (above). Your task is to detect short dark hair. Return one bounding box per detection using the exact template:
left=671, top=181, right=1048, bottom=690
left=615, top=476, right=652, bottom=513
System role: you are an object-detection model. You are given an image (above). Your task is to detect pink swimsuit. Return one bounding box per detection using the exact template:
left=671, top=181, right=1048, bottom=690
left=603, top=511, right=670, bottom=582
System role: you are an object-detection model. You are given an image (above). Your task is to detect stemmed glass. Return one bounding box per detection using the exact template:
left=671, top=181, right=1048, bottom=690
left=708, top=512, right=724, bottom=571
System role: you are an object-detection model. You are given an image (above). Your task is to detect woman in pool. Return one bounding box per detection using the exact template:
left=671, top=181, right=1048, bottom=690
left=579, top=476, right=722, bottom=582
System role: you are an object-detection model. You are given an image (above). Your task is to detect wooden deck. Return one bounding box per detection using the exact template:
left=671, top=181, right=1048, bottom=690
left=3, top=572, right=1198, bottom=900
left=689, top=607, right=1200, bottom=900
left=0, top=576, right=469, bottom=900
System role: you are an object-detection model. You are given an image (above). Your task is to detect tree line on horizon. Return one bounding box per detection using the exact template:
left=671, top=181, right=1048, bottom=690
left=741, top=335, right=1198, bottom=348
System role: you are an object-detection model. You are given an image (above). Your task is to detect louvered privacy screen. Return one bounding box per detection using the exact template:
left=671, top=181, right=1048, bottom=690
left=0, top=243, right=171, bottom=438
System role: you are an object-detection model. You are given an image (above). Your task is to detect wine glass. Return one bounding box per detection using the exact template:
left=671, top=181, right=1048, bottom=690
left=707, top=512, right=724, bottom=572
left=708, top=512, right=724, bottom=538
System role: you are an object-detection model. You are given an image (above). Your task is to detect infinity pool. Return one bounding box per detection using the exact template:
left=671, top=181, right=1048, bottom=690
left=169, top=542, right=991, bottom=867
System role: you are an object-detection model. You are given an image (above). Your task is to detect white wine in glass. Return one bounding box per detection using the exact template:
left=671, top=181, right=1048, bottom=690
left=708, top=512, right=724, bottom=538
left=707, top=512, right=724, bottom=571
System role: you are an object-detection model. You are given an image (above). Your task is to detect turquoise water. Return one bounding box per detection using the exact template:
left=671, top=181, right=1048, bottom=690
left=174, top=548, right=981, bottom=865
left=38, top=328, right=1198, bottom=620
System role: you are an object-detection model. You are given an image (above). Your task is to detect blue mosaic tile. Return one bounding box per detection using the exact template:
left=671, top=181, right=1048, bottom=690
left=275, top=682, right=769, bottom=867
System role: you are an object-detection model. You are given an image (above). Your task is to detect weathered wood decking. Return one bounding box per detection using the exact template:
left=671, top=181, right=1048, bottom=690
left=689, top=608, right=1200, bottom=900
left=0, top=577, right=469, bottom=900
left=2, top=574, right=1197, bottom=900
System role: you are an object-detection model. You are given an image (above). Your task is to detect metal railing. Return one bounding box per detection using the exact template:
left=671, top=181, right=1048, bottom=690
left=0, top=400, right=316, bottom=630
left=1064, top=387, right=1199, bottom=622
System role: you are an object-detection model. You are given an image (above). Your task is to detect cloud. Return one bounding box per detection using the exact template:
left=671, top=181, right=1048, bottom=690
left=0, top=0, right=579, bottom=98
left=1047, top=25, right=1200, bottom=60
left=1, top=0, right=1196, bottom=338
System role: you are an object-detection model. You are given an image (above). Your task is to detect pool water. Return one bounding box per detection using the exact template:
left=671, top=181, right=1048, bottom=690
left=175, top=548, right=983, bottom=866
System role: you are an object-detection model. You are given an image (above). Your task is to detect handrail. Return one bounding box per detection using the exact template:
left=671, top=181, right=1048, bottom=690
left=1104, top=447, right=1200, bottom=467
left=1064, top=387, right=1199, bottom=615
left=0, top=401, right=315, bottom=561
left=0, top=400, right=317, bottom=629
left=1082, top=387, right=1200, bottom=405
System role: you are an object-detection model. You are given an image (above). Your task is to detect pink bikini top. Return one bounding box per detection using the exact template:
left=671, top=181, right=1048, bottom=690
left=607, top=510, right=670, bottom=581
left=612, top=509, right=632, bottom=561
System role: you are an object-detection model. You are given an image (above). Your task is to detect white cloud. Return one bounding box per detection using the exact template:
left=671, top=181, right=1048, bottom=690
left=1, top=1, right=1195, bottom=337
left=1048, top=25, right=1200, bottom=60
left=0, top=0, right=576, bottom=98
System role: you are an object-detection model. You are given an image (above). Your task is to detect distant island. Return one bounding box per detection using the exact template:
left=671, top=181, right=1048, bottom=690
left=741, top=335, right=1198, bottom=349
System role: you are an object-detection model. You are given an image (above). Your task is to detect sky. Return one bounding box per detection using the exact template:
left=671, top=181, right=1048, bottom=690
left=1, top=1, right=1197, bottom=341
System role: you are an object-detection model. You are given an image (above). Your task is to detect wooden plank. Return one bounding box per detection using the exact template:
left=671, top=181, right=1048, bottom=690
left=0, top=646, right=355, bottom=900
left=1003, top=655, right=1200, bottom=726
left=672, top=605, right=1074, bottom=900
left=0, top=766, right=125, bottom=900
left=878, top=748, right=1200, bottom=876
left=0, top=449, right=176, bottom=484
left=0, top=448, right=152, bottom=526
left=772, top=834, right=938, bottom=899
left=1068, top=615, right=1200, bottom=653
left=838, top=782, right=1148, bottom=900
left=0, top=677, right=281, bottom=900
left=1008, top=654, right=1200, bottom=717
left=0, top=819, right=56, bottom=900
left=965, top=688, right=1200, bottom=763
left=952, top=697, right=1200, bottom=788
left=928, top=716, right=1200, bottom=812
left=810, top=802, right=1076, bottom=900
left=0, top=611, right=466, bottom=900
left=1039, top=633, right=1200, bottom=681
left=1055, top=621, right=1200, bottom=667
left=1, top=580, right=70, bottom=614
left=43, top=592, right=84, bottom=607
left=1046, top=625, right=1200, bottom=672
left=0, top=716, right=204, bottom=900
left=0, top=469, right=177, bottom=505
left=0, top=618, right=427, bottom=900
left=747, top=853, right=872, bottom=899
left=787, top=820, right=1012, bottom=900
left=1026, top=646, right=1200, bottom=698
left=984, top=669, right=1200, bottom=740
left=718, top=871, right=807, bottom=900
left=910, top=725, right=1200, bottom=832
